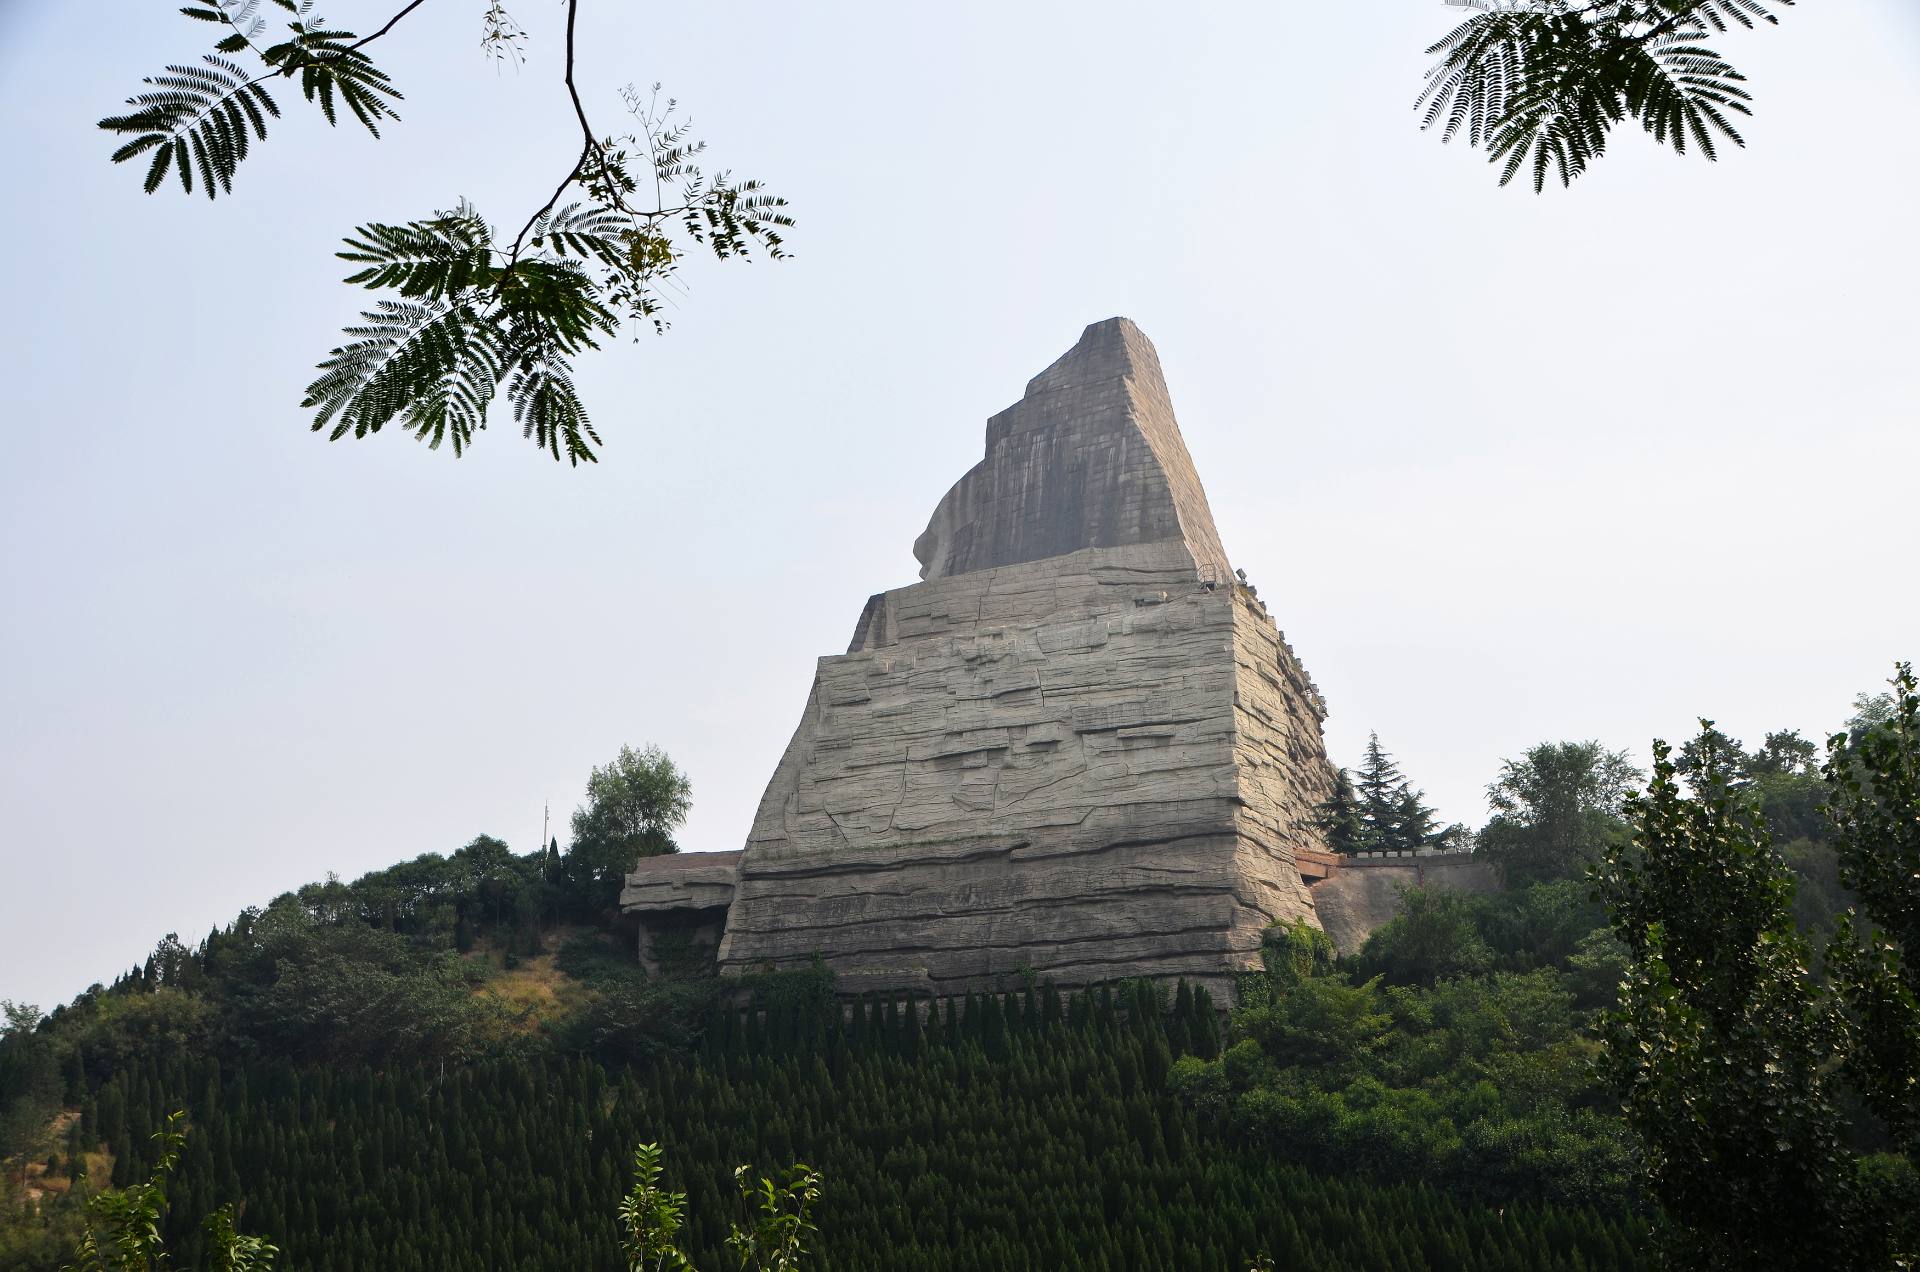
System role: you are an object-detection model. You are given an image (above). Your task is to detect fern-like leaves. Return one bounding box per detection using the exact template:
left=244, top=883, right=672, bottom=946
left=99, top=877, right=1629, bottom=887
left=308, top=207, right=507, bottom=454
left=1420, top=0, right=1789, bottom=189
left=339, top=210, right=497, bottom=299
left=106, top=11, right=796, bottom=466
left=263, top=18, right=402, bottom=135
left=507, top=331, right=601, bottom=465
left=305, top=299, right=494, bottom=453
left=100, top=1, right=401, bottom=198
left=98, top=56, right=279, bottom=196
left=307, top=208, right=614, bottom=463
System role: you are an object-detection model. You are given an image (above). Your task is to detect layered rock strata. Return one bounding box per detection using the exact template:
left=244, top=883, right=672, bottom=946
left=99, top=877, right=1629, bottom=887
left=628, top=318, right=1339, bottom=998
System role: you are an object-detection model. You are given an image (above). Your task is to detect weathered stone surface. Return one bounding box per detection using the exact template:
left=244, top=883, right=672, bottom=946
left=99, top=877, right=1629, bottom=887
left=1308, top=854, right=1503, bottom=957
left=627, top=318, right=1339, bottom=998
left=619, top=850, right=742, bottom=914
left=913, top=318, right=1233, bottom=586
left=619, top=851, right=740, bottom=977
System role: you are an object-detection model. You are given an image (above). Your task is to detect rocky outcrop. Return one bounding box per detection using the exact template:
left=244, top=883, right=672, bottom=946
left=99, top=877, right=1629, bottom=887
left=1308, top=854, right=1504, bottom=957
left=913, top=319, right=1232, bottom=585
left=627, top=318, right=1339, bottom=998
left=619, top=851, right=741, bottom=977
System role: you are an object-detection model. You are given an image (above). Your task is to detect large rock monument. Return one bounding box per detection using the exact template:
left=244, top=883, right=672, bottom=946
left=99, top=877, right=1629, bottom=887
left=625, top=318, right=1339, bottom=998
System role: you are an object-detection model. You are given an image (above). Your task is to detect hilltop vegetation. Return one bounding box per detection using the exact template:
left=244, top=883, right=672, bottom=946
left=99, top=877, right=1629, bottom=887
left=4, top=688, right=1915, bottom=1269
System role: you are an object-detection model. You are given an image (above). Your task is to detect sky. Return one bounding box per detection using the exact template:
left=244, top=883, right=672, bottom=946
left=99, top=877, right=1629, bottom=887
left=2, top=1, right=1916, bottom=1011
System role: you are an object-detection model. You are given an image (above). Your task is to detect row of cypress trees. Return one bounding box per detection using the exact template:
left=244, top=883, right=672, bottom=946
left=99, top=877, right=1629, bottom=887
left=56, top=981, right=1647, bottom=1271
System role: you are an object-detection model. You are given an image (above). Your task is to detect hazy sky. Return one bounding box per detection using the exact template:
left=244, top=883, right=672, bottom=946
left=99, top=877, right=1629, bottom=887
left=3, top=2, right=1916, bottom=1011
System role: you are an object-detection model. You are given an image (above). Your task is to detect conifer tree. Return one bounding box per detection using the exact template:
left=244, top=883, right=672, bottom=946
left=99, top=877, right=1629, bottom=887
left=1348, top=733, right=1443, bottom=853
left=1312, top=769, right=1364, bottom=855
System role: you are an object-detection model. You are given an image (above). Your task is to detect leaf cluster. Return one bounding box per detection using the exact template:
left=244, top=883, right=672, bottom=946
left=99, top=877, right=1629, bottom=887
left=1595, top=693, right=1920, bottom=1268
left=1419, top=0, right=1793, bottom=189
left=1824, top=663, right=1920, bottom=1144
left=99, top=0, right=399, bottom=198
left=99, top=8, right=793, bottom=464
left=301, top=96, right=791, bottom=463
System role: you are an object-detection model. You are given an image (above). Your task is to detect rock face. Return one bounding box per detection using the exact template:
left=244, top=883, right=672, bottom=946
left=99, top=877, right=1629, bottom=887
left=912, top=319, right=1232, bottom=586
left=1308, top=854, right=1504, bottom=958
left=628, top=318, right=1339, bottom=998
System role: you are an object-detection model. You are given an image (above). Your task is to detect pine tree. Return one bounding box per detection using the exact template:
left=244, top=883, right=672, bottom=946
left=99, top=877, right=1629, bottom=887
left=1313, top=768, right=1365, bottom=855
left=1352, top=733, right=1408, bottom=852
left=1349, top=733, right=1443, bottom=853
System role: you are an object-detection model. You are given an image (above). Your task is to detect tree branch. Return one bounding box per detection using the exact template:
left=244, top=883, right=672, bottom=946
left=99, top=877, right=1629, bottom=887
left=350, top=0, right=433, bottom=51
left=504, top=0, right=643, bottom=266
left=559, top=0, right=627, bottom=209
left=508, top=141, right=593, bottom=264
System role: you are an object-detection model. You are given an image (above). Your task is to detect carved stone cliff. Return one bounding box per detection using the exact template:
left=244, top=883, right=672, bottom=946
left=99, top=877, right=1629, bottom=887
left=912, top=318, right=1233, bottom=586
left=626, top=318, right=1338, bottom=997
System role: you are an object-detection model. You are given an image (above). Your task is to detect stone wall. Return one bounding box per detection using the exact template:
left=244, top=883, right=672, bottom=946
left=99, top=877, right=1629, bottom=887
left=1308, top=854, right=1504, bottom=957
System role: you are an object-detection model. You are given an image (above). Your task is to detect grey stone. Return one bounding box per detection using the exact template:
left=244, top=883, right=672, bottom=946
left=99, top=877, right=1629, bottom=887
left=626, top=318, right=1340, bottom=998
left=913, top=318, right=1233, bottom=587
left=1308, top=855, right=1504, bottom=957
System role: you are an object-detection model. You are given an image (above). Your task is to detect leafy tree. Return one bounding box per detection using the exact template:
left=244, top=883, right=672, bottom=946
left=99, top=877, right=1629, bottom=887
left=1595, top=670, right=1920, bottom=1266
left=1594, top=726, right=1869, bottom=1269
left=1823, top=664, right=1920, bottom=1146
left=222, top=905, right=512, bottom=1067
left=1675, top=723, right=1749, bottom=784
left=1355, top=888, right=1495, bottom=986
left=1352, top=733, right=1408, bottom=845
left=620, top=1142, right=697, bottom=1272
left=1847, top=688, right=1900, bottom=738
left=723, top=1160, right=823, bottom=1272
left=1751, top=728, right=1819, bottom=777
left=99, top=1, right=790, bottom=464
left=1178, top=917, right=1633, bottom=1208
left=1480, top=740, right=1641, bottom=885
left=568, top=744, right=692, bottom=906
left=1421, top=0, right=1797, bottom=190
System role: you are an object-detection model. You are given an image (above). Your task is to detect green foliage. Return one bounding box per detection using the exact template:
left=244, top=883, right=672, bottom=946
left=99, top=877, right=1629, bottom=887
left=1350, top=881, right=1610, bottom=989
left=569, top=743, right=693, bottom=906
left=1258, top=918, right=1337, bottom=985
left=98, top=0, right=398, bottom=199
left=65, top=1110, right=277, bottom=1272
left=1186, top=914, right=1633, bottom=1209
left=1, top=1001, right=60, bottom=1157
left=99, top=7, right=789, bottom=463
left=1328, top=733, right=1452, bottom=854
left=1595, top=727, right=1865, bottom=1268
left=1480, top=741, right=1641, bottom=885
left=1824, top=663, right=1920, bottom=1145
left=1591, top=671, right=1920, bottom=1266
left=305, top=203, right=618, bottom=462
left=220, top=909, right=516, bottom=1067
left=622, top=1142, right=697, bottom=1272
left=724, top=1160, right=823, bottom=1272
left=1420, top=0, right=1795, bottom=190
left=28, top=983, right=1644, bottom=1271
left=1354, top=888, right=1495, bottom=986
left=1311, top=768, right=1363, bottom=855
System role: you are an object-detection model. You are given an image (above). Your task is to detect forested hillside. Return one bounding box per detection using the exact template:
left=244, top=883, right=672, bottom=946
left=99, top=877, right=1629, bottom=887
left=3, top=705, right=1905, bottom=1270
left=7, top=978, right=1646, bottom=1271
